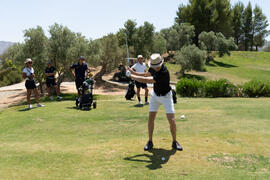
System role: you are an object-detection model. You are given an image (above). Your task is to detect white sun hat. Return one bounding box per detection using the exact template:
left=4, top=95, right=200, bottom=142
left=148, top=53, right=164, bottom=68
left=24, top=58, right=32, bottom=64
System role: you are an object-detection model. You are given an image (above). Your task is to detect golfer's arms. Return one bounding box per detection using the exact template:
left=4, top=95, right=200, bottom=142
left=131, top=74, right=155, bottom=84
left=127, top=67, right=151, bottom=77
left=22, top=73, right=27, bottom=79
left=68, top=67, right=76, bottom=78
left=44, top=72, right=56, bottom=77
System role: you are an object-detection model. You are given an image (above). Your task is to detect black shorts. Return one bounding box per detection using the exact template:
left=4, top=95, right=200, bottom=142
left=25, top=80, right=36, bottom=90
left=46, top=78, right=57, bottom=88
left=135, top=81, right=147, bottom=89
left=75, top=78, right=85, bottom=90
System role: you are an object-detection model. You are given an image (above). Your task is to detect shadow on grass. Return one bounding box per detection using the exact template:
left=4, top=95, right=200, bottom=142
left=133, top=104, right=144, bottom=108
left=66, top=106, right=79, bottom=110
left=209, top=60, right=238, bottom=68
left=124, top=148, right=177, bottom=170
left=18, top=107, right=37, bottom=112
left=179, top=74, right=206, bottom=81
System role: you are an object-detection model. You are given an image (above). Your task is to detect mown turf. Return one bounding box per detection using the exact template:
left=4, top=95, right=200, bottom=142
left=167, top=51, right=270, bottom=84
left=0, top=95, right=270, bottom=179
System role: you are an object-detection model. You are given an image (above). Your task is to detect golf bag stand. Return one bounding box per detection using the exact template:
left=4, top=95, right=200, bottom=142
left=125, top=80, right=136, bottom=100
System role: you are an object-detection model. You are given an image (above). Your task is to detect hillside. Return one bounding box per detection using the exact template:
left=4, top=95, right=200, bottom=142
left=166, top=51, right=270, bottom=85
left=0, top=41, right=14, bottom=55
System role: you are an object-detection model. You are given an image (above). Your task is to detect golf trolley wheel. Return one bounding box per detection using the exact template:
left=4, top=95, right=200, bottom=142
left=93, top=101, right=97, bottom=109
left=79, top=103, right=82, bottom=109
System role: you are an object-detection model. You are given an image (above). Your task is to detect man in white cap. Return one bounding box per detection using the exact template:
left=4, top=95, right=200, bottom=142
left=22, top=58, right=44, bottom=109
left=131, top=55, right=149, bottom=105
left=127, top=53, right=183, bottom=151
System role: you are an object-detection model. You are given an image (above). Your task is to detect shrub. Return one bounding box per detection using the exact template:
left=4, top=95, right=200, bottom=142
left=176, top=78, right=203, bottom=97
left=176, top=78, right=238, bottom=97
left=204, top=79, right=238, bottom=97
left=242, top=80, right=270, bottom=97
left=0, top=68, right=22, bottom=87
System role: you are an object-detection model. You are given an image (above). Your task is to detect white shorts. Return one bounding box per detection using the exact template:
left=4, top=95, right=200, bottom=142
left=149, top=90, right=175, bottom=114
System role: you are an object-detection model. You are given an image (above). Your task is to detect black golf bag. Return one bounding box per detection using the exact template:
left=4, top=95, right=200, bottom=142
left=125, top=81, right=136, bottom=100
left=76, top=78, right=97, bottom=110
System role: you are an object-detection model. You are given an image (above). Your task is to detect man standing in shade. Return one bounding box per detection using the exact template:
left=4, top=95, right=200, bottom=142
left=131, top=55, right=149, bottom=105
left=69, top=56, right=89, bottom=101
left=127, top=54, right=183, bottom=151
left=45, top=61, right=62, bottom=100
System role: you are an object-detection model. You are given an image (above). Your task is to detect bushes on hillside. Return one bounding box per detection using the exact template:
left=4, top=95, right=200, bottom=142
left=0, top=59, right=23, bottom=87
left=0, top=68, right=22, bottom=87
left=176, top=78, right=270, bottom=97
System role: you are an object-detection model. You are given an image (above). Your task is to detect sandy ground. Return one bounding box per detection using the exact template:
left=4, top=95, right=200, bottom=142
left=0, top=72, right=154, bottom=109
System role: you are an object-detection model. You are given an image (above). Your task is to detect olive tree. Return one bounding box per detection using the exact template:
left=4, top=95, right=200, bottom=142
left=23, top=26, right=48, bottom=93
left=175, top=45, right=206, bottom=76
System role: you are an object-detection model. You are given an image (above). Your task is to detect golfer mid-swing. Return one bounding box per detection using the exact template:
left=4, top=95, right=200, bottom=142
left=128, top=53, right=183, bottom=151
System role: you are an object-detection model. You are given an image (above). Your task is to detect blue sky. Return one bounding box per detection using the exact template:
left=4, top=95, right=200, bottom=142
left=1, top=0, right=270, bottom=42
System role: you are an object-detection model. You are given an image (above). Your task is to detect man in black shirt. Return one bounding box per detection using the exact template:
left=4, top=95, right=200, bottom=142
left=127, top=53, right=183, bottom=151
left=69, top=56, right=89, bottom=99
left=45, top=61, right=62, bottom=100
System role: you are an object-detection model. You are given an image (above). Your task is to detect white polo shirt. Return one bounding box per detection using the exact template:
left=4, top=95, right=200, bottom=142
left=23, top=67, right=34, bottom=80
left=131, top=62, right=146, bottom=73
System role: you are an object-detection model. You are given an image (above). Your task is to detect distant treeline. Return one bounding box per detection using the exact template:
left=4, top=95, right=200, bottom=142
left=0, top=0, right=268, bottom=89
left=175, top=0, right=269, bottom=51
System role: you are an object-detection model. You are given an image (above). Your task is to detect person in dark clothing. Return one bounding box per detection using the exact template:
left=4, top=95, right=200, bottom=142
left=69, top=56, right=89, bottom=99
left=127, top=53, right=183, bottom=151
left=45, top=61, right=62, bottom=100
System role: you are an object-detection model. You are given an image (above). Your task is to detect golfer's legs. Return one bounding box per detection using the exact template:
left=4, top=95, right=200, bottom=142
left=167, top=113, right=177, bottom=142
left=34, top=88, right=39, bottom=104
left=27, top=89, right=32, bottom=104
left=137, top=87, right=141, bottom=101
left=47, top=87, right=51, bottom=97
left=148, top=112, right=157, bottom=141
left=148, top=92, right=160, bottom=141
left=145, top=88, right=149, bottom=100
left=54, top=85, right=60, bottom=96
left=162, top=91, right=176, bottom=141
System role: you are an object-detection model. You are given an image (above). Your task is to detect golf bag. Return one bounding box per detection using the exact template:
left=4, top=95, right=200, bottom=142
left=125, top=81, right=136, bottom=100
left=76, top=78, right=97, bottom=110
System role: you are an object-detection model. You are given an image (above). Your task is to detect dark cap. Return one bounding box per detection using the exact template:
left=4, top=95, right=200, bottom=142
left=78, top=56, right=85, bottom=60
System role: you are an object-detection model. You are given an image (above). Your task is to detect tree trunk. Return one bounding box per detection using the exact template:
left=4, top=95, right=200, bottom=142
left=256, top=46, right=258, bottom=51
left=56, top=72, right=65, bottom=93
left=93, top=65, right=107, bottom=82
left=179, top=68, right=185, bottom=77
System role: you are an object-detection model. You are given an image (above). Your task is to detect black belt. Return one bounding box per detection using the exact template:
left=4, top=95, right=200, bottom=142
left=155, top=91, right=170, bottom=96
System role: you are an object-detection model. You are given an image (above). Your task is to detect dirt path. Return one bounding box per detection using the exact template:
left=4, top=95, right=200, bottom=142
left=0, top=77, right=129, bottom=110
left=0, top=72, right=164, bottom=110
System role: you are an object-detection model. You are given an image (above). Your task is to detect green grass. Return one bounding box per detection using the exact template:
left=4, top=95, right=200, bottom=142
left=167, top=51, right=270, bottom=84
left=0, top=96, right=270, bottom=179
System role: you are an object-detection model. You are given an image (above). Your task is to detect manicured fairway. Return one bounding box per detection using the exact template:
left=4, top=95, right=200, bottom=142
left=0, top=95, right=270, bottom=179
left=167, top=51, right=270, bottom=84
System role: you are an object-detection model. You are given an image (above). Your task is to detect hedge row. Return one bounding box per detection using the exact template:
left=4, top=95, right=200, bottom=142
left=176, top=78, right=270, bottom=97
left=0, top=68, right=22, bottom=87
